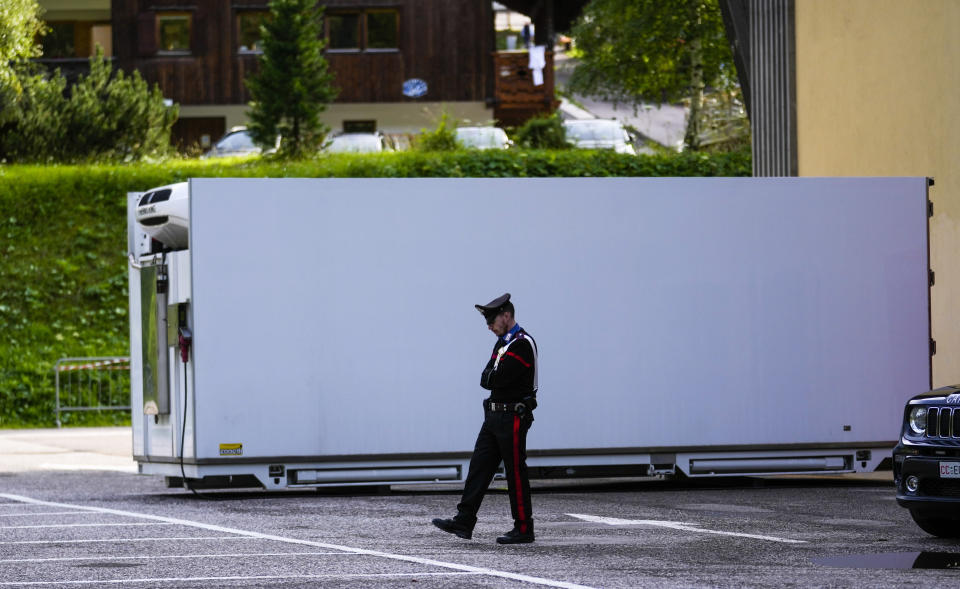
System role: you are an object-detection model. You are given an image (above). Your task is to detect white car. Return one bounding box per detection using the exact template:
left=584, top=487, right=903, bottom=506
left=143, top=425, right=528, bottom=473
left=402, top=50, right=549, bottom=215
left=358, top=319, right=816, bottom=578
left=203, top=126, right=278, bottom=158
left=563, top=119, right=637, bottom=155
left=455, top=127, right=512, bottom=150
left=325, top=132, right=390, bottom=153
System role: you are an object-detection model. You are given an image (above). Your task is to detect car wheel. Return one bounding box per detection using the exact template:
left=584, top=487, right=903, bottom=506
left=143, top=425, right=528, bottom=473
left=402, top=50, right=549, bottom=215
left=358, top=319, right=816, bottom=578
left=909, top=509, right=960, bottom=538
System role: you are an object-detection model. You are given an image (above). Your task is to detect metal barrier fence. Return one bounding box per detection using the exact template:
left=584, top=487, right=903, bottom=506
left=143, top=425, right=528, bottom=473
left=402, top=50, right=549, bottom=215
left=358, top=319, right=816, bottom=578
left=54, top=357, right=131, bottom=427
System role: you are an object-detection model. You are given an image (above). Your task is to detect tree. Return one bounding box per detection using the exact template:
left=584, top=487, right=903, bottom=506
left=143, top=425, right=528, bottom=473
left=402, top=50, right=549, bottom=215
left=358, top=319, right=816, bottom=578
left=0, top=0, right=46, bottom=121
left=568, top=0, right=738, bottom=150
left=246, top=0, right=338, bottom=158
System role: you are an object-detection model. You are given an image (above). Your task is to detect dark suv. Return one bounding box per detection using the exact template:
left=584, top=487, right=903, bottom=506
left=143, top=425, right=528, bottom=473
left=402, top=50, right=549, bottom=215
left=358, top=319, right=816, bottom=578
left=894, top=384, right=960, bottom=537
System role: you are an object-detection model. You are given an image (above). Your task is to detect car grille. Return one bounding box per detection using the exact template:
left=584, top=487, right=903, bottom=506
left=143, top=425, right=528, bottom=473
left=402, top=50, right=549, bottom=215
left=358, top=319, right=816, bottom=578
left=921, top=479, right=960, bottom=498
left=925, top=407, right=960, bottom=438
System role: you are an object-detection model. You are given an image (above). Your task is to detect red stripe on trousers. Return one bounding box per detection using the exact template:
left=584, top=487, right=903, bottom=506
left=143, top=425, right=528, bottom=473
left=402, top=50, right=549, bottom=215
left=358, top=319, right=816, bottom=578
left=513, top=414, right=527, bottom=532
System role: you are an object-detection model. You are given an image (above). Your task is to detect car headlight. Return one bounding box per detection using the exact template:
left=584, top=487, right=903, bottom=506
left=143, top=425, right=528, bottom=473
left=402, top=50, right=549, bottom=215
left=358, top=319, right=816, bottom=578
left=909, top=406, right=928, bottom=435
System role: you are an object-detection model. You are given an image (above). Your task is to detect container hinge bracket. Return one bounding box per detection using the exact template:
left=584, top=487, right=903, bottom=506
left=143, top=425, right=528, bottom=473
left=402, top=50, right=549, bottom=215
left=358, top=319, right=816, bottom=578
left=931, top=339, right=937, bottom=356
left=928, top=200, right=934, bottom=218
left=929, top=269, right=936, bottom=287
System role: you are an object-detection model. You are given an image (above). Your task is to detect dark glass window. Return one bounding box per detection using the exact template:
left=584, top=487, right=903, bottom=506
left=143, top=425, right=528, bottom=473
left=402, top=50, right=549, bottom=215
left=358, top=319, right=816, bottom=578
left=158, top=14, right=191, bottom=53
left=327, top=13, right=360, bottom=50
left=42, top=22, right=76, bottom=58
left=238, top=11, right=269, bottom=53
left=343, top=120, right=377, bottom=133
left=366, top=11, right=398, bottom=50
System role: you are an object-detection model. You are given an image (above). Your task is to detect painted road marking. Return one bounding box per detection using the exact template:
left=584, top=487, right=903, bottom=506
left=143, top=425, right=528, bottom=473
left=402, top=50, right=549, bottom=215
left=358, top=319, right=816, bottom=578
left=567, top=513, right=807, bottom=544
left=0, top=523, right=176, bottom=530
left=0, top=512, right=90, bottom=518
left=0, top=572, right=483, bottom=586
left=0, top=552, right=358, bottom=564
left=1, top=494, right=596, bottom=589
left=0, top=537, right=257, bottom=545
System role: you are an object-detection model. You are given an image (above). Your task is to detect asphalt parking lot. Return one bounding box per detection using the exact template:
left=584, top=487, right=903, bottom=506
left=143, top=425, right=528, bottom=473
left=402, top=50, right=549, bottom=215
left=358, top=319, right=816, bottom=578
left=1, top=428, right=959, bottom=588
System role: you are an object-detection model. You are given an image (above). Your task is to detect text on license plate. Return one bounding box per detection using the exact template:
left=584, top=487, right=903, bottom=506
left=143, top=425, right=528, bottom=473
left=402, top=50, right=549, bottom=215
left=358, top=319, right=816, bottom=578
left=940, top=462, right=960, bottom=478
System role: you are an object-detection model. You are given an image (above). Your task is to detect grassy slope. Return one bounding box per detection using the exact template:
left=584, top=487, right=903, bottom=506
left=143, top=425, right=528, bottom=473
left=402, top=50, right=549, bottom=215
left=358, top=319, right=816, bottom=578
left=0, top=149, right=750, bottom=427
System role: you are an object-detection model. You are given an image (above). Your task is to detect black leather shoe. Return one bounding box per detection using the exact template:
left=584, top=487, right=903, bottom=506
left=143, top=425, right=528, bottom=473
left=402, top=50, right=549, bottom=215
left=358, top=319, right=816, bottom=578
left=432, top=518, right=473, bottom=539
left=496, top=523, right=534, bottom=544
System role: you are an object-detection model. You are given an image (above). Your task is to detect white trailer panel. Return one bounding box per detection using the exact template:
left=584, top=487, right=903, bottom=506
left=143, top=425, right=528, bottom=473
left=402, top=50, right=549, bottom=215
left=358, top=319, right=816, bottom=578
left=129, top=177, right=931, bottom=486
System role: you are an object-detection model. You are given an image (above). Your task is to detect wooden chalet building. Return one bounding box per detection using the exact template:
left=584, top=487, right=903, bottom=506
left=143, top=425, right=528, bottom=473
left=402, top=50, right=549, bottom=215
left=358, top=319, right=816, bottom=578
left=37, top=0, right=585, bottom=150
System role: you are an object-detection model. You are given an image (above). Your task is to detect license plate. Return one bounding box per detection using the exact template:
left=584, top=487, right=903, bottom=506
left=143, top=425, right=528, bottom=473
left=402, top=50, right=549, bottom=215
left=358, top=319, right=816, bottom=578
left=940, top=462, right=960, bottom=478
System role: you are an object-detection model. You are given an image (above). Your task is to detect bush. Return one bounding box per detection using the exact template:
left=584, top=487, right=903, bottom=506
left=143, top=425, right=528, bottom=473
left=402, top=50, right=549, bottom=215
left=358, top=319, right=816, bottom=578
left=0, top=49, right=177, bottom=163
left=0, top=149, right=750, bottom=427
left=513, top=113, right=569, bottom=149
left=415, top=111, right=460, bottom=152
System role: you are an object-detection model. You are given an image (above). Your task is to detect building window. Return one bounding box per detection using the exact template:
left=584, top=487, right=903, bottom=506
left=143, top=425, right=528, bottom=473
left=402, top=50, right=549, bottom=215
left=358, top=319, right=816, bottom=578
left=366, top=10, right=398, bottom=50
left=237, top=11, right=269, bottom=53
left=42, top=22, right=76, bottom=58
left=41, top=22, right=112, bottom=59
left=326, top=10, right=399, bottom=52
left=158, top=13, right=191, bottom=53
left=343, top=120, right=377, bottom=133
left=327, top=12, right=360, bottom=50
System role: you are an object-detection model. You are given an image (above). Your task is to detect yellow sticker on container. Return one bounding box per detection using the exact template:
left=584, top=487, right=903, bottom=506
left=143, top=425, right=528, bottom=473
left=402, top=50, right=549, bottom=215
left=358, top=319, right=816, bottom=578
left=219, top=443, right=243, bottom=456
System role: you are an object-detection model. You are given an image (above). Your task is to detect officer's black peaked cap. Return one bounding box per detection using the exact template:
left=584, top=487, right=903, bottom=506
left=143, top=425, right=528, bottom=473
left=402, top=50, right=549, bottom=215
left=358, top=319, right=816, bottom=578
left=475, top=293, right=511, bottom=320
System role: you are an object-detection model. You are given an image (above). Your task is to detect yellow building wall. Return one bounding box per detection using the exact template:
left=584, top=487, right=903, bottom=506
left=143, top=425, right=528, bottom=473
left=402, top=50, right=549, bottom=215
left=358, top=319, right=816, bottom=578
left=795, top=0, right=960, bottom=387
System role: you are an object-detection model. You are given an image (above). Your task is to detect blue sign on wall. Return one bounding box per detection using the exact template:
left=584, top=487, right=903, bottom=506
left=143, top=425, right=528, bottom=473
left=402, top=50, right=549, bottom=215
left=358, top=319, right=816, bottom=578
left=402, top=78, right=428, bottom=98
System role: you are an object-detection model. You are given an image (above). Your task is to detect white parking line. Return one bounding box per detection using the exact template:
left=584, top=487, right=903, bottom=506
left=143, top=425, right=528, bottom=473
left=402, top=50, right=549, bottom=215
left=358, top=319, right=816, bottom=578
left=0, top=572, right=482, bottom=586
left=0, top=511, right=90, bottom=518
left=0, top=552, right=360, bottom=564
left=567, top=513, right=806, bottom=544
left=1, top=493, right=595, bottom=589
left=0, top=523, right=176, bottom=530
left=0, top=537, right=257, bottom=545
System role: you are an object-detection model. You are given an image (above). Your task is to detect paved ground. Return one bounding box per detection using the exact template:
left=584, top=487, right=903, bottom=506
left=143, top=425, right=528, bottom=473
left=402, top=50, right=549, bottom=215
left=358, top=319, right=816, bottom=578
left=0, top=428, right=135, bottom=474
left=1, top=428, right=959, bottom=588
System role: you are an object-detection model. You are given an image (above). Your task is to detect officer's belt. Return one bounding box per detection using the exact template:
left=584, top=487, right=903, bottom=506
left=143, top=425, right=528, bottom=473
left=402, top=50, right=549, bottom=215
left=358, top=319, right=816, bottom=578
left=487, top=402, right=527, bottom=412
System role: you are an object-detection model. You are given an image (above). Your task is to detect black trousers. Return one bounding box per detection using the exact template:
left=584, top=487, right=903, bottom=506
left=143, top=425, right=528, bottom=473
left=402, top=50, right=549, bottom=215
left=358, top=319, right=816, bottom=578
left=457, top=409, right=533, bottom=532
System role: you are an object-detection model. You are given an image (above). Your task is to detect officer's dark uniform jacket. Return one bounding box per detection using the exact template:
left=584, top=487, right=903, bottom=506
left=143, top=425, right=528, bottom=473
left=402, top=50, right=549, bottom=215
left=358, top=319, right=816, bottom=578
left=481, top=326, right=538, bottom=406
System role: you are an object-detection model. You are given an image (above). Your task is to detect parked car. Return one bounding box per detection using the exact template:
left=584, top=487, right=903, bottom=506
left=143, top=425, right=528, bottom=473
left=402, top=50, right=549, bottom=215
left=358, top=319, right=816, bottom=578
left=894, top=384, right=960, bottom=537
left=562, top=119, right=637, bottom=155
left=324, top=132, right=390, bottom=154
left=455, top=126, right=512, bottom=150
left=203, top=126, right=278, bottom=158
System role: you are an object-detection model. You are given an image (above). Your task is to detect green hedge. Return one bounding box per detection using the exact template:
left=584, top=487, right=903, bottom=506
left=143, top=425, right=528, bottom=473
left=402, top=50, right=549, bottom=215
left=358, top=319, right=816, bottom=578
left=0, top=149, right=750, bottom=427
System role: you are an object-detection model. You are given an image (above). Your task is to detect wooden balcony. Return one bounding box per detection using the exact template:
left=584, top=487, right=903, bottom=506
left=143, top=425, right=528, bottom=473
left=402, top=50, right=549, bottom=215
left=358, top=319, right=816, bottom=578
left=492, top=50, right=559, bottom=126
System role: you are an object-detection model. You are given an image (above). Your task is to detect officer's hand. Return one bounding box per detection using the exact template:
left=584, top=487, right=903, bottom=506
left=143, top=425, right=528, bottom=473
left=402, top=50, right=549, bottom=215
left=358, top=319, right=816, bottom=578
left=480, top=367, right=495, bottom=390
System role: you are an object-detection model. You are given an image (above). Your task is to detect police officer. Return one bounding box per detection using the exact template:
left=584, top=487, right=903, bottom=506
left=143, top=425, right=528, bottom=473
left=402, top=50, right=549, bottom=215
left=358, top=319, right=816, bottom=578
left=432, top=293, right=538, bottom=544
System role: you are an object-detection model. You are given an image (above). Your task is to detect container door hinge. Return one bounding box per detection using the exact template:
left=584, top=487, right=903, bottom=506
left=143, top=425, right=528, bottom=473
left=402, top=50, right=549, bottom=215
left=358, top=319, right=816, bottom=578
left=928, top=200, right=934, bottom=218
left=931, top=339, right=937, bottom=356
left=929, top=269, right=936, bottom=287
